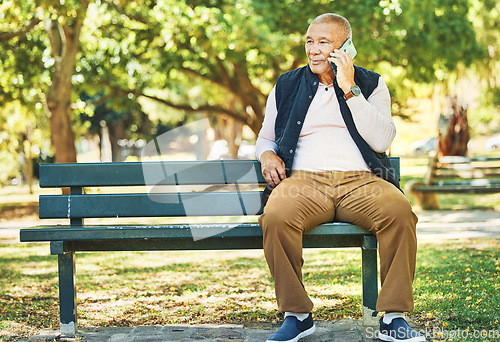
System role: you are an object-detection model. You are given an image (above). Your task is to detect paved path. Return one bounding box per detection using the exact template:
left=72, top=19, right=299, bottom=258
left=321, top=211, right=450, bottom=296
left=415, top=209, right=500, bottom=241
left=31, top=319, right=423, bottom=342
left=3, top=209, right=500, bottom=243
left=4, top=209, right=499, bottom=342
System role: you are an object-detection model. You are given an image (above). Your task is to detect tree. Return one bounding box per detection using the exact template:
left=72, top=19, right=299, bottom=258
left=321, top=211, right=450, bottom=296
left=84, top=0, right=485, bottom=133
left=79, top=91, right=154, bottom=161
left=467, top=0, right=500, bottom=130
left=1, top=0, right=89, bottom=163
left=0, top=1, right=51, bottom=186
left=43, top=0, right=90, bottom=163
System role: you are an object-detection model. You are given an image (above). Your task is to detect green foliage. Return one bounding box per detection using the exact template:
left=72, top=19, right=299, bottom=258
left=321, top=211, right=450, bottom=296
left=0, top=0, right=496, bottom=169
left=0, top=101, right=50, bottom=184
left=467, top=0, right=500, bottom=130
left=393, top=0, right=483, bottom=82
left=74, top=0, right=487, bottom=132
left=0, top=1, right=46, bottom=104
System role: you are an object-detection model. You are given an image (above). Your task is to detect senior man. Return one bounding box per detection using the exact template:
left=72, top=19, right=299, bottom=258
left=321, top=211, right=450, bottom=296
left=256, top=13, right=426, bottom=342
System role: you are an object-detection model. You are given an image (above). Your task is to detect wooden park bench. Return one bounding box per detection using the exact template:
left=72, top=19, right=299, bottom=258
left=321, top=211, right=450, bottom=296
left=20, top=158, right=400, bottom=336
left=406, top=155, right=500, bottom=210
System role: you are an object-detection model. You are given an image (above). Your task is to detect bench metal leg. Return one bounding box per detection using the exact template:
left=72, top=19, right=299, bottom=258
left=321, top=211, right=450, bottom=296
left=57, top=251, right=77, bottom=336
left=362, top=236, right=379, bottom=326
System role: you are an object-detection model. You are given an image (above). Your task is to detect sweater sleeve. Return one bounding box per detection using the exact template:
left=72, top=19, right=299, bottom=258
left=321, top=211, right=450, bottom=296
left=346, top=77, right=396, bottom=152
left=255, top=86, right=278, bottom=160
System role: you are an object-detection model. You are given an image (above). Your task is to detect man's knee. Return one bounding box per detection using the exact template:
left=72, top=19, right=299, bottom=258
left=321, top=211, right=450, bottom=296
left=260, top=201, right=302, bottom=235
left=378, top=195, right=417, bottom=232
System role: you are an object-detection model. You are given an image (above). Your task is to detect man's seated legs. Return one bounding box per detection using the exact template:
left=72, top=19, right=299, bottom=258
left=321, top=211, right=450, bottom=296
left=259, top=170, right=336, bottom=314
left=333, top=172, right=425, bottom=341
left=333, top=171, right=418, bottom=313
left=259, top=170, right=425, bottom=341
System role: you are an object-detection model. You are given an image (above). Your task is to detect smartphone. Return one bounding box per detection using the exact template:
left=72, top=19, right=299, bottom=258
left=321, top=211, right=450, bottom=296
left=330, top=38, right=357, bottom=75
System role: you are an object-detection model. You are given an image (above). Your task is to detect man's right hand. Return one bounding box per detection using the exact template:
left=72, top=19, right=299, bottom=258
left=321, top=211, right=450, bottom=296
left=260, top=150, right=286, bottom=187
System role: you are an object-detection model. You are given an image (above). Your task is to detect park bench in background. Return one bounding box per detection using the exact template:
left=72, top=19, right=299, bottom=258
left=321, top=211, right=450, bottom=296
left=20, top=158, right=400, bottom=336
left=406, top=155, right=500, bottom=210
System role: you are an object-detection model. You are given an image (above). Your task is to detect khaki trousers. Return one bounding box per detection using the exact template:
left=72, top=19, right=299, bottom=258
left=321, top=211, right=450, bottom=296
left=258, top=170, right=418, bottom=313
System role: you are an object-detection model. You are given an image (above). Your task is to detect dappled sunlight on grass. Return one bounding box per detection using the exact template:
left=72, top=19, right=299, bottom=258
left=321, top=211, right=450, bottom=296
left=412, top=239, right=500, bottom=339
left=1, top=239, right=499, bottom=340
left=74, top=249, right=279, bottom=326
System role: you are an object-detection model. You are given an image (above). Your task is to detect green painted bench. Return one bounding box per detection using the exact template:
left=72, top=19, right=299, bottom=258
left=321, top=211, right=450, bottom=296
left=20, top=158, right=400, bottom=336
left=406, top=155, right=500, bottom=210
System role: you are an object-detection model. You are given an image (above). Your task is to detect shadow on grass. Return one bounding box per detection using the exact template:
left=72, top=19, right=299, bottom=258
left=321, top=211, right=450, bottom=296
left=412, top=239, right=500, bottom=341
left=1, top=239, right=499, bottom=341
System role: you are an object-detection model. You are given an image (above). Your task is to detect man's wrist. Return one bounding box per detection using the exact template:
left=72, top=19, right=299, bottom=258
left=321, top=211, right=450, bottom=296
left=342, top=82, right=356, bottom=94
left=259, top=149, right=276, bottom=161
left=344, top=84, right=361, bottom=100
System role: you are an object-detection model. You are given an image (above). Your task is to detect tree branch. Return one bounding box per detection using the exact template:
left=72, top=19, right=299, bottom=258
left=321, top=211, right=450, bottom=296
left=44, top=19, right=64, bottom=58
left=0, top=16, right=41, bottom=41
left=106, top=0, right=150, bottom=24
left=101, top=82, right=249, bottom=124
left=180, top=66, right=228, bottom=90
left=181, top=60, right=266, bottom=102
left=180, top=59, right=266, bottom=133
left=76, top=93, right=116, bottom=108
left=214, top=56, right=234, bottom=89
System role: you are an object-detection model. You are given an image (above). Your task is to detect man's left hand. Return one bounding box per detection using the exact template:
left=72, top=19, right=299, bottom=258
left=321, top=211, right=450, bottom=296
left=328, top=49, right=356, bottom=94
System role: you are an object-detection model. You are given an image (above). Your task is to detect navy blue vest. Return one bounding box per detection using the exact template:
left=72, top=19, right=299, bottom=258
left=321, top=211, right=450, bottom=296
left=273, top=64, right=400, bottom=189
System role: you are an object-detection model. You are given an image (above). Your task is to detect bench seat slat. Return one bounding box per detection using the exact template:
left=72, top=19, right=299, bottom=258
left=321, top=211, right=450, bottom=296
left=39, top=192, right=264, bottom=218
left=434, top=173, right=500, bottom=179
left=47, top=236, right=368, bottom=252
left=411, top=184, right=500, bottom=193
left=20, top=222, right=373, bottom=243
left=432, top=180, right=500, bottom=186
left=470, top=157, right=500, bottom=162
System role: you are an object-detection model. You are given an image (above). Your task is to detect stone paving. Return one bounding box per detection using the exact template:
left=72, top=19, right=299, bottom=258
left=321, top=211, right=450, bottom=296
left=29, top=319, right=404, bottom=342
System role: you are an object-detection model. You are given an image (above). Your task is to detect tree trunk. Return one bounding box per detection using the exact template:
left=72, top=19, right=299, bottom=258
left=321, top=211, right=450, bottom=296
left=18, top=132, right=34, bottom=194
left=44, top=3, right=89, bottom=163
left=437, top=96, right=470, bottom=157
left=108, top=121, right=126, bottom=162
left=232, top=61, right=265, bottom=135
left=225, top=117, right=242, bottom=157
left=213, top=116, right=243, bottom=158
left=23, top=152, right=34, bottom=195
left=46, top=103, right=77, bottom=163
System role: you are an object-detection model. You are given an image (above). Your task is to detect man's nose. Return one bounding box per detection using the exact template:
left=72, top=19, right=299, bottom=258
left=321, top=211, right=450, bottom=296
left=309, top=43, right=321, bottom=54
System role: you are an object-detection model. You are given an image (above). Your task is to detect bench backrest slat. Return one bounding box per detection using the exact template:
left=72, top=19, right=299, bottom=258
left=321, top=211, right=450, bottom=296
left=39, top=158, right=400, bottom=188
left=39, top=160, right=265, bottom=187
left=39, top=192, right=264, bottom=218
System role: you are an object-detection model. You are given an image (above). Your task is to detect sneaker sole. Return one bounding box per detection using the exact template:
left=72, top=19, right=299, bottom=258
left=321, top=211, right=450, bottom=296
left=267, top=325, right=316, bottom=342
left=379, top=332, right=426, bottom=342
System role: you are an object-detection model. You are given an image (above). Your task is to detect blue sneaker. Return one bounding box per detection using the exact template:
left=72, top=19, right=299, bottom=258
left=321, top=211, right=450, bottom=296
left=379, top=317, right=426, bottom=342
left=267, top=313, right=315, bottom=342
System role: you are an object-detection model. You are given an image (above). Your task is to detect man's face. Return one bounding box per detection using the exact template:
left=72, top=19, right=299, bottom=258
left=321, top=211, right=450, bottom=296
left=305, top=22, right=344, bottom=79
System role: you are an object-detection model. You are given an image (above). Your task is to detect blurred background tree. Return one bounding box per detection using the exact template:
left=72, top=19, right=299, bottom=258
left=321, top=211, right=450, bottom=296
left=0, top=0, right=498, bottom=184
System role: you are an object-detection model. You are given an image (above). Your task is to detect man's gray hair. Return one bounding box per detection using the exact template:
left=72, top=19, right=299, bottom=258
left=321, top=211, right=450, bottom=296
left=311, top=13, right=352, bottom=40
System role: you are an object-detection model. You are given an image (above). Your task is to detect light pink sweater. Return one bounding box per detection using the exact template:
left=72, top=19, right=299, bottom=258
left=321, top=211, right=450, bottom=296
left=256, top=77, right=396, bottom=172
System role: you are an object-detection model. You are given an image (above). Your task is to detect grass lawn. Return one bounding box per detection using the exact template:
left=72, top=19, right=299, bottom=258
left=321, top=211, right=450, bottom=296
left=0, top=239, right=499, bottom=341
